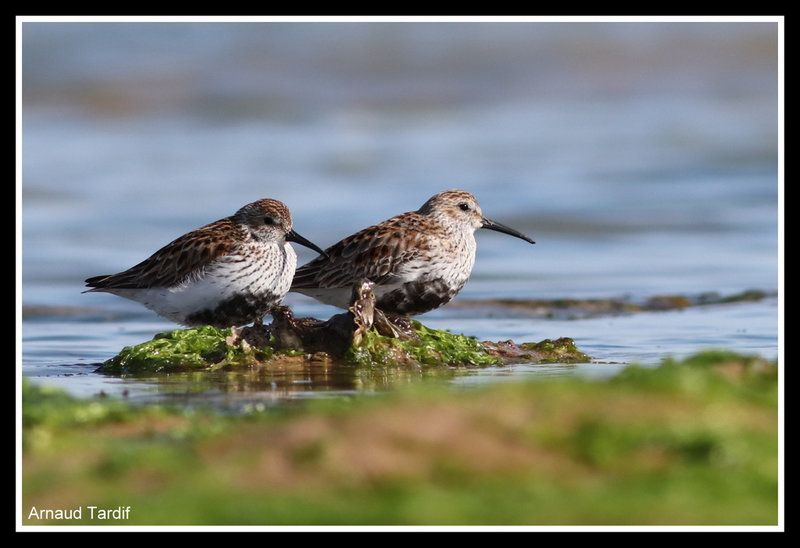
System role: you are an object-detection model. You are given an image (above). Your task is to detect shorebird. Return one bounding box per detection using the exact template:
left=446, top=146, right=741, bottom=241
left=291, top=189, right=534, bottom=317
left=84, top=198, right=326, bottom=329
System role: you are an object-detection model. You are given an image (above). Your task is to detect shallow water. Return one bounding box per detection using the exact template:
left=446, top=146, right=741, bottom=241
left=19, top=19, right=781, bottom=409
left=20, top=295, right=780, bottom=411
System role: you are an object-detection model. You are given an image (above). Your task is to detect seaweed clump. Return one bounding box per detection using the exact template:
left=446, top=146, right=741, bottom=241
left=344, top=320, right=501, bottom=368
left=96, top=281, right=591, bottom=375
left=99, top=325, right=275, bottom=374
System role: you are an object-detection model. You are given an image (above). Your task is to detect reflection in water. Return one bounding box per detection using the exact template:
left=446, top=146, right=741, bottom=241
left=108, top=360, right=464, bottom=412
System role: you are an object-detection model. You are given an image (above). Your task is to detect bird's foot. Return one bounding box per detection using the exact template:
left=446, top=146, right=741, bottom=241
left=372, top=309, right=416, bottom=340
left=225, top=320, right=270, bottom=349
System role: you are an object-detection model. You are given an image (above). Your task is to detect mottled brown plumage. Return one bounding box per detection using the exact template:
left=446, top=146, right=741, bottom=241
left=291, top=190, right=534, bottom=316
left=85, top=199, right=325, bottom=328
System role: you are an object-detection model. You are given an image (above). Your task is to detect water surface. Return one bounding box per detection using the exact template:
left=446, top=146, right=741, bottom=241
left=19, top=19, right=781, bottom=409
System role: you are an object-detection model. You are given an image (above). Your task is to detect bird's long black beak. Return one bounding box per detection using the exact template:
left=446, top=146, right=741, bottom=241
left=287, top=230, right=329, bottom=258
left=481, top=217, right=535, bottom=244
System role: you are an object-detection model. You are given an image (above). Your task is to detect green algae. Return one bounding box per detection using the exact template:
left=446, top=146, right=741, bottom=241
left=98, top=325, right=274, bottom=374
left=95, top=317, right=584, bottom=375
left=518, top=338, right=592, bottom=363
left=94, top=289, right=774, bottom=375
left=344, top=320, right=501, bottom=368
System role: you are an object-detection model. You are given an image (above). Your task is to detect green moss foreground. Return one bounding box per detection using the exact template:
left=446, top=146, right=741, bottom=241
left=22, top=350, right=779, bottom=527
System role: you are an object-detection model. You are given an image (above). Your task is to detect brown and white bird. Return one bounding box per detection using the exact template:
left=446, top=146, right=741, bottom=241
left=291, top=189, right=534, bottom=316
left=84, top=198, right=326, bottom=329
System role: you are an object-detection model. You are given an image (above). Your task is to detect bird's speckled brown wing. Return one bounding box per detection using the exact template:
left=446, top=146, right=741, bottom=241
left=292, top=212, right=432, bottom=290
left=85, top=218, right=240, bottom=290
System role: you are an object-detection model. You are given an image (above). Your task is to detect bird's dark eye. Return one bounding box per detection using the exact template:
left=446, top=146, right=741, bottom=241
left=263, top=217, right=275, bottom=225
left=459, top=203, right=470, bottom=211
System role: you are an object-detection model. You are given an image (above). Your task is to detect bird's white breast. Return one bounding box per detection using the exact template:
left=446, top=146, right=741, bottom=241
left=130, top=241, right=297, bottom=323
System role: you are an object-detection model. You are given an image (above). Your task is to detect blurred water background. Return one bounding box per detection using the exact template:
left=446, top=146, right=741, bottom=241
left=19, top=18, right=781, bottom=407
